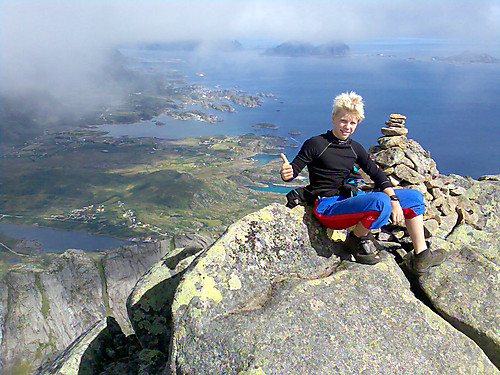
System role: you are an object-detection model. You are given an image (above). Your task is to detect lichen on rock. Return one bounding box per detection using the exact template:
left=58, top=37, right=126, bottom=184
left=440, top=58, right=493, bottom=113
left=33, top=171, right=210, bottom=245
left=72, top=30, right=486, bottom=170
left=167, top=205, right=497, bottom=374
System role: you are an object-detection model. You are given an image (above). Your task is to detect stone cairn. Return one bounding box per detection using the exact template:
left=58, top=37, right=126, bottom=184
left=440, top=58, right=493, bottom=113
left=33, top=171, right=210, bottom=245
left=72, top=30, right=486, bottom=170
left=362, top=114, right=478, bottom=252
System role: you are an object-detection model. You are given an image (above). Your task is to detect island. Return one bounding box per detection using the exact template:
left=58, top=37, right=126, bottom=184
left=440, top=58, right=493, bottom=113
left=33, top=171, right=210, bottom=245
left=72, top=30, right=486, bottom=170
left=252, top=123, right=279, bottom=130
left=264, top=40, right=351, bottom=58
left=433, top=52, right=500, bottom=64
left=96, top=85, right=266, bottom=125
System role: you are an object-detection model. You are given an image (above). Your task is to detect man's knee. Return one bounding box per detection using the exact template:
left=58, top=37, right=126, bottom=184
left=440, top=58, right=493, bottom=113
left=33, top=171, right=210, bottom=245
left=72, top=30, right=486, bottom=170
left=395, top=189, right=425, bottom=217
left=359, top=192, right=392, bottom=229
left=371, top=192, right=391, bottom=213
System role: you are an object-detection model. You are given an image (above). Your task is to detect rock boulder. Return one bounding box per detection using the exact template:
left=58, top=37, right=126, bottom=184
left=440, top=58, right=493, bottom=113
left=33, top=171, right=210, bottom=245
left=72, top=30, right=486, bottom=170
left=35, top=317, right=126, bottom=375
left=167, top=204, right=497, bottom=374
left=0, top=250, right=107, bottom=372
left=417, top=176, right=500, bottom=368
left=419, top=246, right=500, bottom=368
left=127, top=246, right=204, bottom=352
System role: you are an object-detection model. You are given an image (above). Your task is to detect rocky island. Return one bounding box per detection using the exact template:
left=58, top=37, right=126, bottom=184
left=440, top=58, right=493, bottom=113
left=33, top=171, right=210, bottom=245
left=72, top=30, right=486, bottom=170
left=252, top=123, right=279, bottom=130
left=264, top=40, right=351, bottom=58
left=1, top=116, right=498, bottom=374
left=98, top=84, right=266, bottom=125
left=434, top=51, right=500, bottom=64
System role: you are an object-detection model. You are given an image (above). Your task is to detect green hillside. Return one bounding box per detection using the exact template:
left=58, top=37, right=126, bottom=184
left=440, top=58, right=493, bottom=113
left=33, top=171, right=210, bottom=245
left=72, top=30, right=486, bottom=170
left=0, top=130, right=288, bottom=241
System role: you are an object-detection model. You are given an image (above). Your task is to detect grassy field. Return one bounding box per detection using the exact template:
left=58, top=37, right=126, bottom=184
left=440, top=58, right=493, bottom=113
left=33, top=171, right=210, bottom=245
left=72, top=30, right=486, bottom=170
left=0, top=130, right=289, bottom=244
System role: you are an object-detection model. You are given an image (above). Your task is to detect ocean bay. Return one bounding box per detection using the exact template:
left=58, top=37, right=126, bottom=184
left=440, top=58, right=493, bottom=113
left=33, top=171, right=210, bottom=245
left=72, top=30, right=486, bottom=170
left=0, top=222, right=132, bottom=254
left=99, top=45, right=500, bottom=178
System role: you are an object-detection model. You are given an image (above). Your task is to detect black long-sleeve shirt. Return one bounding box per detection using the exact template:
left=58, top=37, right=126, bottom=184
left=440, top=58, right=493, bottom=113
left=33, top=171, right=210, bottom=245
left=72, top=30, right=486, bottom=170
left=286, top=130, right=392, bottom=197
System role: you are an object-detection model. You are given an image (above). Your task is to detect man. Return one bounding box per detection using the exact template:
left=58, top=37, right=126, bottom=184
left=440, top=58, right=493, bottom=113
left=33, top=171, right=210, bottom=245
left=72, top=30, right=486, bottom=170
left=280, top=91, right=446, bottom=274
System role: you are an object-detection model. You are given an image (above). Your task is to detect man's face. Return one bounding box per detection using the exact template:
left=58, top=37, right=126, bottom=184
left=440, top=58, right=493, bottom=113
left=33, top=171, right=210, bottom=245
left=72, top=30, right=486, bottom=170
left=332, top=110, right=360, bottom=140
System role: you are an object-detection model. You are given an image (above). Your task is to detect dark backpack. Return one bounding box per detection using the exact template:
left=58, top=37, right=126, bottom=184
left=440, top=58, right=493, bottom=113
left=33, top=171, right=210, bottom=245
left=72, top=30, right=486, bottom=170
left=285, top=186, right=316, bottom=208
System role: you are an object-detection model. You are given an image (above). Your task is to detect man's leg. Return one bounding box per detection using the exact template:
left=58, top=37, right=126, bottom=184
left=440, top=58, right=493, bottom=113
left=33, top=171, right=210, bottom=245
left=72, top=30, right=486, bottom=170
left=352, top=221, right=370, bottom=237
left=314, top=192, right=392, bottom=230
left=405, top=214, right=447, bottom=274
left=314, top=192, right=392, bottom=264
left=344, top=229, right=382, bottom=264
left=405, top=214, right=427, bottom=253
left=394, top=189, right=448, bottom=274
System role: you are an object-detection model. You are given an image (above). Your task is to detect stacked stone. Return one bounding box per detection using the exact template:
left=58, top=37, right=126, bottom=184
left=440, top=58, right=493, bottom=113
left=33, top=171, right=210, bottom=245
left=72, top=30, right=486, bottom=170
left=366, top=114, right=477, bottom=249
left=382, top=114, right=409, bottom=137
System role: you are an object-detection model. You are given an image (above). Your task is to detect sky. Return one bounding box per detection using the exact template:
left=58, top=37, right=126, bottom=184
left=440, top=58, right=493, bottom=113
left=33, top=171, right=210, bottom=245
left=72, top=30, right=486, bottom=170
left=1, top=0, right=499, bottom=103
left=3, top=0, right=499, bottom=45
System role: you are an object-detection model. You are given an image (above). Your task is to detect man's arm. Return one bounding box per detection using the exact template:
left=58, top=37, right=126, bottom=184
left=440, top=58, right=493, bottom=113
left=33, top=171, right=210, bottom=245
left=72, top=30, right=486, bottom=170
left=382, top=187, right=404, bottom=224
left=352, top=141, right=392, bottom=191
left=280, top=137, right=319, bottom=182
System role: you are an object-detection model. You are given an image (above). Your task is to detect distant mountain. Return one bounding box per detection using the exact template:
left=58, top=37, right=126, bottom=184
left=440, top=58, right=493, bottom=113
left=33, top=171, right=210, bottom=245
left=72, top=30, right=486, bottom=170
left=264, top=41, right=316, bottom=57
left=264, top=40, right=350, bottom=57
left=435, top=51, right=500, bottom=64
left=315, top=41, right=352, bottom=57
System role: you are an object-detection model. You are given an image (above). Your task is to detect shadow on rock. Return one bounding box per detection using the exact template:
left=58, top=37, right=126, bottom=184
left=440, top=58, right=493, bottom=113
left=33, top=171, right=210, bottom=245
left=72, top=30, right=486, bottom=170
left=301, top=205, right=350, bottom=260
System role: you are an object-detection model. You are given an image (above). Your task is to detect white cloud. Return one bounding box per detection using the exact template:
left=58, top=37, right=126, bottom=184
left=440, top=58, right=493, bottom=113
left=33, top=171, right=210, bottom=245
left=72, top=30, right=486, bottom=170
left=1, top=0, right=498, bottom=100
left=4, top=0, right=499, bottom=44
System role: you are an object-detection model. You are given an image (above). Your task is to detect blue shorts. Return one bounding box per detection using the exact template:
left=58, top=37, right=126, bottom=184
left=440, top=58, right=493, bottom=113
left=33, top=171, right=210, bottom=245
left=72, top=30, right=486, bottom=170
left=313, top=189, right=425, bottom=230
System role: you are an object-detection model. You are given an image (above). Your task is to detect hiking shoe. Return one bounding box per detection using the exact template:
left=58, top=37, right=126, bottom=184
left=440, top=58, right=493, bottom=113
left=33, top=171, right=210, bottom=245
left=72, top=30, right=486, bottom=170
left=407, top=248, right=447, bottom=275
left=344, top=232, right=381, bottom=265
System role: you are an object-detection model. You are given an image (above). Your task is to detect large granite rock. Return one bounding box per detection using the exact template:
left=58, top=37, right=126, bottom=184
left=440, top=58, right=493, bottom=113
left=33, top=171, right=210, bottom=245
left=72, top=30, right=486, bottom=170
left=0, top=241, right=170, bottom=373
left=0, top=250, right=106, bottom=373
left=170, top=203, right=342, bottom=325
left=127, top=246, right=205, bottom=352
left=419, top=246, right=500, bottom=368
left=171, top=233, right=214, bottom=250
left=35, top=316, right=166, bottom=375
left=167, top=204, right=496, bottom=374
left=368, top=118, right=500, bottom=369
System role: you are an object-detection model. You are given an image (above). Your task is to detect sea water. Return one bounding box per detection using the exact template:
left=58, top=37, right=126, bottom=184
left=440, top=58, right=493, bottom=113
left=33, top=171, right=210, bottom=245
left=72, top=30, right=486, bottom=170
left=0, top=222, right=132, bottom=254
left=99, top=44, right=500, bottom=179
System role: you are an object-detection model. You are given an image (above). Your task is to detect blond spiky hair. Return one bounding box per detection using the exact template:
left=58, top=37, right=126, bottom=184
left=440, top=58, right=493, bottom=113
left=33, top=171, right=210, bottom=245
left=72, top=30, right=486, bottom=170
left=332, top=91, right=365, bottom=121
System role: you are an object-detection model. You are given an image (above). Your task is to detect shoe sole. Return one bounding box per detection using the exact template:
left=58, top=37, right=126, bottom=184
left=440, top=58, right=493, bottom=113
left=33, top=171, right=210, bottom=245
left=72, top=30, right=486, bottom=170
left=351, top=253, right=381, bottom=265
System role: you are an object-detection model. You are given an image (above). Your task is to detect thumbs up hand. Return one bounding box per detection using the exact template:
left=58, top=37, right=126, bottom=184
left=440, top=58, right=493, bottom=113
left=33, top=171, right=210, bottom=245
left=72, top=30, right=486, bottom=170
left=280, top=153, right=294, bottom=181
